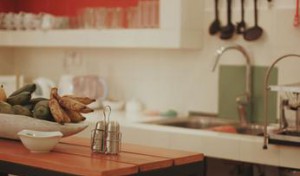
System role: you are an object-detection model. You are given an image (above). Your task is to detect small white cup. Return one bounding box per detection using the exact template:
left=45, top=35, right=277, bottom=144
left=3, top=12, right=14, bottom=30
left=13, top=12, right=25, bottom=30
left=40, top=13, right=55, bottom=30
left=23, top=13, right=35, bottom=30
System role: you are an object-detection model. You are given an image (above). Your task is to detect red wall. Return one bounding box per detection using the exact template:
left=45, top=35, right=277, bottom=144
left=0, top=0, right=17, bottom=13
left=0, top=0, right=138, bottom=16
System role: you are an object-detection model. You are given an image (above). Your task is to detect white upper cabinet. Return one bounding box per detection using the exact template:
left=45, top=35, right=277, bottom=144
left=0, top=0, right=203, bottom=49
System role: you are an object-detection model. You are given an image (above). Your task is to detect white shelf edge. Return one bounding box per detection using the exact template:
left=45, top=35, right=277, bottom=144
left=269, top=82, right=300, bottom=93
left=0, top=29, right=201, bottom=49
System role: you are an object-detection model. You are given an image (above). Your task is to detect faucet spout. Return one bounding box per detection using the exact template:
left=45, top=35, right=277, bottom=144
left=263, top=54, right=300, bottom=149
left=212, top=45, right=252, bottom=126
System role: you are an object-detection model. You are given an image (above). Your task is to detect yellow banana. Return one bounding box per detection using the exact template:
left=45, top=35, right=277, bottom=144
left=49, top=98, right=71, bottom=124
left=63, top=95, right=96, bottom=105
left=58, top=96, right=93, bottom=112
left=79, top=107, right=94, bottom=114
left=50, top=87, right=60, bottom=99
left=65, top=109, right=86, bottom=123
left=0, top=85, right=7, bottom=102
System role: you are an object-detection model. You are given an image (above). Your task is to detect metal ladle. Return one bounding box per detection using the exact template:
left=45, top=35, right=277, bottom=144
left=243, top=0, right=263, bottom=41
left=236, top=0, right=246, bottom=34
left=220, top=0, right=235, bottom=40
left=209, top=0, right=221, bottom=35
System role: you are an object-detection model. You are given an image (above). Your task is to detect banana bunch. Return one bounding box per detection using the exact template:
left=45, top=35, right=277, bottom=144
left=49, top=87, right=95, bottom=124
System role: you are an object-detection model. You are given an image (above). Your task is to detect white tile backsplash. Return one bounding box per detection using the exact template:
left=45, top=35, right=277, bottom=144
left=0, top=48, right=14, bottom=75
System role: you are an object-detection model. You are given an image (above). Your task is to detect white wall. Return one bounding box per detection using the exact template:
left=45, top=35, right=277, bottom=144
left=0, top=48, right=14, bottom=74
left=7, top=0, right=300, bottom=115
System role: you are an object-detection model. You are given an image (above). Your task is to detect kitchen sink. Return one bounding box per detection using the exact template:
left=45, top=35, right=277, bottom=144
left=147, top=116, right=230, bottom=129
left=234, top=124, right=264, bottom=136
left=146, top=116, right=264, bottom=136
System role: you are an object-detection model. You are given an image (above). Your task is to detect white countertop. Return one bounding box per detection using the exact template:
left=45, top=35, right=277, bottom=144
left=77, top=110, right=300, bottom=169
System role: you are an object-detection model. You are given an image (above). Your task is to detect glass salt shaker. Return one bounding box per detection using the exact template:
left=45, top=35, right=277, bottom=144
left=91, top=106, right=111, bottom=153
left=91, top=121, right=106, bottom=153
left=106, top=121, right=121, bottom=154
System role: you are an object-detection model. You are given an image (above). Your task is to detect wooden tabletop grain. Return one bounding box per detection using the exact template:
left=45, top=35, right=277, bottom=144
left=0, top=137, right=204, bottom=176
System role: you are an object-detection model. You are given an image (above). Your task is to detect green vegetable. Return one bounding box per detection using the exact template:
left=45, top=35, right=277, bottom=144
left=12, top=105, right=32, bottom=117
left=7, top=91, right=31, bottom=105
left=33, top=100, right=53, bottom=121
left=9, top=83, right=36, bottom=97
left=0, top=101, right=14, bottom=114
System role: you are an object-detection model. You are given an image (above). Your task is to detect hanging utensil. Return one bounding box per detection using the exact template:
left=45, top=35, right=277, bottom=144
left=243, top=0, right=263, bottom=41
left=294, top=0, right=300, bottom=27
left=236, top=0, right=246, bottom=34
left=209, top=0, right=221, bottom=35
left=220, top=0, right=235, bottom=39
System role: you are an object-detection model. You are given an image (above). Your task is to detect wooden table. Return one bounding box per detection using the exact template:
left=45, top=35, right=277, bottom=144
left=0, top=137, right=205, bottom=176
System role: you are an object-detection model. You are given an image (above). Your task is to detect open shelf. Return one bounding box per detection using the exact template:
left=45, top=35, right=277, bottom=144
left=0, top=0, right=203, bottom=49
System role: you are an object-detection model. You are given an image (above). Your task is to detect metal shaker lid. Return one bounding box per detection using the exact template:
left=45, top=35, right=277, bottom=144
left=107, top=121, right=120, bottom=132
left=95, top=120, right=106, bottom=130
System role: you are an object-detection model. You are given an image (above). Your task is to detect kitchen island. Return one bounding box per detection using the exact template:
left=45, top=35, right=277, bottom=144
left=0, top=137, right=204, bottom=176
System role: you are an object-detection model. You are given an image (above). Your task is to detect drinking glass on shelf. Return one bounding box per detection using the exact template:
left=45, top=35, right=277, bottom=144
left=149, top=0, right=159, bottom=28
left=126, top=7, right=138, bottom=28
left=111, top=7, right=123, bottom=29
left=78, top=8, right=95, bottom=29
left=13, top=12, right=23, bottom=30
left=141, top=0, right=160, bottom=28
left=104, top=8, right=113, bottom=29
left=153, top=0, right=160, bottom=28
left=23, top=13, right=35, bottom=30
left=136, top=0, right=143, bottom=28
left=69, top=16, right=80, bottom=29
left=135, top=0, right=160, bottom=29
left=32, top=14, right=42, bottom=30
left=3, top=12, right=14, bottom=30
left=0, top=13, right=5, bottom=29
left=40, top=13, right=56, bottom=30
left=53, top=16, right=69, bottom=29
left=141, top=0, right=150, bottom=28
left=94, top=7, right=107, bottom=29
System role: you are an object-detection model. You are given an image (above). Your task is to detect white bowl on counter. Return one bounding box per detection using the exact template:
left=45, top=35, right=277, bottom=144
left=18, top=130, right=63, bottom=153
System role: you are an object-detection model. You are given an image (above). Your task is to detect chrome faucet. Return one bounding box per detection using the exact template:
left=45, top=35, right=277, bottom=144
left=263, top=54, right=300, bottom=149
left=212, top=45, right=252, bottom=127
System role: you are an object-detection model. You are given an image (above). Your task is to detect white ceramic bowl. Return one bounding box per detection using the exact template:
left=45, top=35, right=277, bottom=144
left=18, top=130, right=63, bottom=153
